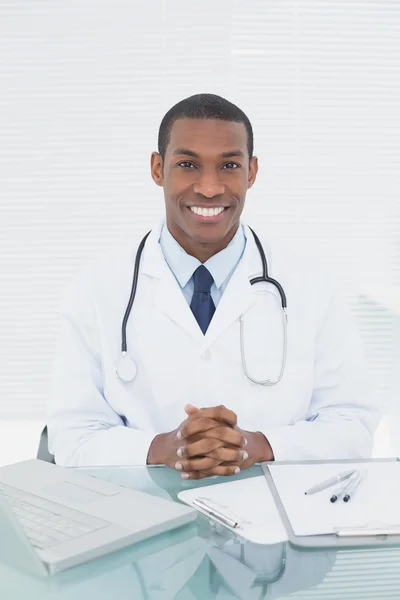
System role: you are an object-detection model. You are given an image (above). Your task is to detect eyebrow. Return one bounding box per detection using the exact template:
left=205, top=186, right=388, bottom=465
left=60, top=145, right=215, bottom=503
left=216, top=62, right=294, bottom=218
left=172, top=148, right=245, bottom=159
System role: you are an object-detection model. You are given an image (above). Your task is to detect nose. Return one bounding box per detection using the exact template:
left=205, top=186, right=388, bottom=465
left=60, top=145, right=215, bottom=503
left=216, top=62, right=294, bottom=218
left=192, top=170, right=225, bottom=199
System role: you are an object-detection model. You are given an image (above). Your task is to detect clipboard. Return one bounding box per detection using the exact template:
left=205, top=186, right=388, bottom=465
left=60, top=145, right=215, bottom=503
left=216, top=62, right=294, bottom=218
left=178, top=475, right=288, bottom=545
left=262, top=457, right=400, bottom=549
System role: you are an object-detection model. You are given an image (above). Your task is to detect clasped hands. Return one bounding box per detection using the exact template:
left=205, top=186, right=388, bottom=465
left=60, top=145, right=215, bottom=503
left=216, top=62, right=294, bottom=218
left=147, top=404, right=273, bottom=480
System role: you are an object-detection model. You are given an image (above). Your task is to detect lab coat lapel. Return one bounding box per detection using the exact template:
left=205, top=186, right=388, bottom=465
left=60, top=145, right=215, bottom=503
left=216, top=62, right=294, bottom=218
left=202, top=229, right=262, bottom=350
left=141, top=226, right=204, bottom=342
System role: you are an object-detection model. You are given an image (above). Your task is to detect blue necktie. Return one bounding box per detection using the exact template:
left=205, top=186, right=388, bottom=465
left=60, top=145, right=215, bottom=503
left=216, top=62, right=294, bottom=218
left=190, top=265, right=216, bottom=334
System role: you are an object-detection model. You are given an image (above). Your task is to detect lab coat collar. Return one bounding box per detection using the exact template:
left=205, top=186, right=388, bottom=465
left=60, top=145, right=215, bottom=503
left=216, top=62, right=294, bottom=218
left=159, top=222, right=246, bottom=290
left=140, top=220, right=264, bottom=348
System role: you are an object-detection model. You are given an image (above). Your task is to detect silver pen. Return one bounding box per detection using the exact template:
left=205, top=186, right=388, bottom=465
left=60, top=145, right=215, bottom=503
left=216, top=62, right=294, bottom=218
left=192, top=497, right=240, bottom=528
left=342, top=471, right=365, bottom=502
left=330, top=471, right=359, bottom=503
left=305, top=469, right=356, bottom=495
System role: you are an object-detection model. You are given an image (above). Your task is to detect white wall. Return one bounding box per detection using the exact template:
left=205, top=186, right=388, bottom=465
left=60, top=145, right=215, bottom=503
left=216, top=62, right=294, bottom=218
left=0, top=0, right=399, bottom=464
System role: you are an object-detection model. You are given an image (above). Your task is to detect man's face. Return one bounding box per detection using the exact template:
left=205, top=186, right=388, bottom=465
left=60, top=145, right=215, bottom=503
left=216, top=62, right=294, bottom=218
left=151, top=118, right=258, bottom=252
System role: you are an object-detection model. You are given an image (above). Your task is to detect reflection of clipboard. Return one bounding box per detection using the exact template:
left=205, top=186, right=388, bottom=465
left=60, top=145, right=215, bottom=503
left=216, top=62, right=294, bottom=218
left=262, top=458, right=400, bottom=548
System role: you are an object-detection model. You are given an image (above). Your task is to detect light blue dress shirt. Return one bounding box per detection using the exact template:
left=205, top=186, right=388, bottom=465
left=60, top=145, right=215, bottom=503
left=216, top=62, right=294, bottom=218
left=159, top=224, right=246, bottom=307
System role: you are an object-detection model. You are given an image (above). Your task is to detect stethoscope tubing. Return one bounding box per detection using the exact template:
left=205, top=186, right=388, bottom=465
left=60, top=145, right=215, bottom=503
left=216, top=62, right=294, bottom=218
left=116, top=227, right=287, bottom=385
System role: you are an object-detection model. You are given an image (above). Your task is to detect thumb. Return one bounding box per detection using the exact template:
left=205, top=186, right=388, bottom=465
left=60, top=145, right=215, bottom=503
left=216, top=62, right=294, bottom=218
left=184, top=403, right=198, bottom=416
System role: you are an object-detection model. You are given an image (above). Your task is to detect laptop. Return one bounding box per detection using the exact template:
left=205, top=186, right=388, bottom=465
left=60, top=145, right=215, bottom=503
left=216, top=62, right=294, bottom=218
left=0, top=459, right=196, bottom=576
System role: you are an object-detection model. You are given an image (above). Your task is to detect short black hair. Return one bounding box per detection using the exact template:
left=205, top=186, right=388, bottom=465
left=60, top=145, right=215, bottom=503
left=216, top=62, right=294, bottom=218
left=158, top=93, right=254, bottom=164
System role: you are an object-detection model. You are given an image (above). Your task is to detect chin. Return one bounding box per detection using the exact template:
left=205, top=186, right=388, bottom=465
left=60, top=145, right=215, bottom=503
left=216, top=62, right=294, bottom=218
left=189, top=227, right=228, bottom=244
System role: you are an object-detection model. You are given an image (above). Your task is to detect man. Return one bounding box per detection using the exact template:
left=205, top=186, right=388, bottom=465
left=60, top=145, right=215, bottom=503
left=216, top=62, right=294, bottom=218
left=48, top=93, right=379, bottom=478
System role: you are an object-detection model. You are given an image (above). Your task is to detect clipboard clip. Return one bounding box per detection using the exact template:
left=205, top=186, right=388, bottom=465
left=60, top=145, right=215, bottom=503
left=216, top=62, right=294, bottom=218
left=192, top=497, right=248, bottom=529
left=334, top=521, right=400, bottom=537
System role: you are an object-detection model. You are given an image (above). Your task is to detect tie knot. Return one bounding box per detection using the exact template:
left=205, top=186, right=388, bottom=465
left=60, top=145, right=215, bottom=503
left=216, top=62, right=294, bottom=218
left=193, top=265, right=214, bottom=294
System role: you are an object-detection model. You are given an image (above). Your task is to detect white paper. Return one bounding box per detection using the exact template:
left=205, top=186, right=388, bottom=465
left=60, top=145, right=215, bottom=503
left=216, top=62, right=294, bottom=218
left=268, top=461, right=400, bottom=536
left=178, top=476, right=288, bottom=545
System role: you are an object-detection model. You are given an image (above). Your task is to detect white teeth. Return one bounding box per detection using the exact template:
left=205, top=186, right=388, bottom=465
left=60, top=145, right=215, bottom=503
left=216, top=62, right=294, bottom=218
left=190, top=206, right=225, bottom=217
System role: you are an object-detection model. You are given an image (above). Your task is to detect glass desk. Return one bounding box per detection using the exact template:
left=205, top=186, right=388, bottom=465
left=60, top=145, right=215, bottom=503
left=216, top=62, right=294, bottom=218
left=2, top=464, right=400, bottom=599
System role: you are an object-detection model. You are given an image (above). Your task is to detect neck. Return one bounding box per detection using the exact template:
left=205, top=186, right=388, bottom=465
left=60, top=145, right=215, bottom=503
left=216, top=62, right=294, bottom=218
left=167, top=221, right=239, bottom=263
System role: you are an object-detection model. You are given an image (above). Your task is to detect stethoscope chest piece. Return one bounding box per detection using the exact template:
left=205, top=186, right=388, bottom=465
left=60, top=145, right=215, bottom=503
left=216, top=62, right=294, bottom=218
left=115, top=352, right=137, bottom=383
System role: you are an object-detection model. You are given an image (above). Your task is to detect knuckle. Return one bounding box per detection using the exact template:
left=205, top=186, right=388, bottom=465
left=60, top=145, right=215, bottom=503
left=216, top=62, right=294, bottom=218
left=206, top=449, right=220, bottom=460
left=233, top=432, right=244, bottom=445
left=213, top=426, right=225, bottom=437
left=205, top=438, right=219, bottom=451
left=189, top=422, right=201, bottom=434
left=185, top=446, right=196, bottom=458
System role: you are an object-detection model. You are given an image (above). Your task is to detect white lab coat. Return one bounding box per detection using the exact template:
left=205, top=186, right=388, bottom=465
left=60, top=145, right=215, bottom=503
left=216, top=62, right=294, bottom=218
left=48, top=221, right=379, bottom=467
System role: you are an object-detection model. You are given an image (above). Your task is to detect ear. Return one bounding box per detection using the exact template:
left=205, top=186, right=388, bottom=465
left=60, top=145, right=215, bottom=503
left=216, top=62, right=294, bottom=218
left=247, top=155, right=258, bottom=189
left=150, top=151, right=164, bottom=187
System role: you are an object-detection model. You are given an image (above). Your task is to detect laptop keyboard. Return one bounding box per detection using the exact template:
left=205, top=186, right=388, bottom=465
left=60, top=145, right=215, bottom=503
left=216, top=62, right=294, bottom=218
left=0, top=482, right=110, bottom=550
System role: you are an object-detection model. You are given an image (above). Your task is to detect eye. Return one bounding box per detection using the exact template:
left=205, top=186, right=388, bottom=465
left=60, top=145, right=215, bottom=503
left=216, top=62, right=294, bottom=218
left=178, top=161, right=240, bottom=170
left=178, top=162, right=196, bottom=169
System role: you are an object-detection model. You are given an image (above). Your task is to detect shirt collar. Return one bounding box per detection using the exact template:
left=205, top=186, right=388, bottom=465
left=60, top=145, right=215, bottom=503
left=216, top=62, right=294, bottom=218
left=159, top=223, right=246, bottom=289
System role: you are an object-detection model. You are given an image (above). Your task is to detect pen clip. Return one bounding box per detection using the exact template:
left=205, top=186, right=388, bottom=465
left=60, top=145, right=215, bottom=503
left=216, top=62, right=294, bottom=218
left=201, top=496, right=251, bottom=525
left=192, top=497, right=247, bottom=529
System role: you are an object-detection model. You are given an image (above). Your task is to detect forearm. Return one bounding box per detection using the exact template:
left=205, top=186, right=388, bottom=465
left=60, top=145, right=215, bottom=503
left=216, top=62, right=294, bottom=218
left=49, top=424, right=158, bottom=467
left=262, top=408, right=379, bottom=461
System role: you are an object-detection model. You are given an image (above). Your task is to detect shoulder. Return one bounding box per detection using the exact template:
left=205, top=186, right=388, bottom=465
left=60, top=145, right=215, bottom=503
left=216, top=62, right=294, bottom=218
left=245, top=224, right=333, bottom=285
left=244, top=224, right=341, bottom=321
left=59, top=231, right=152, bottom=311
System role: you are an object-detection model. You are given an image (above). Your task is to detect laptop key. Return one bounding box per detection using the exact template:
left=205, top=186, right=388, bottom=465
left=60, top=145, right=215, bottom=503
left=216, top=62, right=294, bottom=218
left=0, top=481, right=111, bottom=549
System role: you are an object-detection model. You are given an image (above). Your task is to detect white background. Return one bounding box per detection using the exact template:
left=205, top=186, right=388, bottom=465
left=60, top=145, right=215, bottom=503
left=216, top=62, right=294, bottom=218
left=0, top=0, right=399, bottom=464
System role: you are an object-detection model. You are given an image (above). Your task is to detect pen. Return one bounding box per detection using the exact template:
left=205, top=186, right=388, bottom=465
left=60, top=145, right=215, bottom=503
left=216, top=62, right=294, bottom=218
left=192, top=497, right=240, bottom=528
left=305, top=469, right=356, bottom=495
left=342, top=471, right=365, bottom=502
left=330, top=471, right=359, bottom=503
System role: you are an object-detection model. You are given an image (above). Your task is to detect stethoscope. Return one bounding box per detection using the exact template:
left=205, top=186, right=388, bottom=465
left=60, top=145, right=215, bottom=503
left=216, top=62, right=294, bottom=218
left=115, top=228, right=287, bottom=386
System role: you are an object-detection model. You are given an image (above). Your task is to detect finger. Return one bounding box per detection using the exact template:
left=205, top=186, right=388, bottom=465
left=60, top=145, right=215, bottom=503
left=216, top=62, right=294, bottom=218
left=184, top=404, right=198, bottom=416
left=180, top=471, right=213, bottom=481
left=177, top=437, right=223, bottom=459
left=176, top=456, right=223, bottom=473
left=189, top=405, right=237, bottom=428
left=205, top=447, right=249, bottom=463
left=182, top=464, right=241, bottom=480
left=178, top=417, right=223, bottom=440
left=201, top=426, right=246, bottom=447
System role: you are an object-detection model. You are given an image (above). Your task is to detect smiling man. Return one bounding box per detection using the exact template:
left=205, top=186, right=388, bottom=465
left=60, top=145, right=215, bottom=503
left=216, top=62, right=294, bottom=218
left=48, top=93, right=379, bottom=477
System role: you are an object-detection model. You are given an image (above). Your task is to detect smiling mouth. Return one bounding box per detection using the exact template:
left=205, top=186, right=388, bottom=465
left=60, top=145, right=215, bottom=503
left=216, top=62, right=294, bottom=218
left=186, top=206, right=229, bottom=220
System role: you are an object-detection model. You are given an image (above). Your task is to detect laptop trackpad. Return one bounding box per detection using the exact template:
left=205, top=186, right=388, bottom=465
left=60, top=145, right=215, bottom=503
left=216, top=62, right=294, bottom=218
left=42, top=481, right=112, bottom=504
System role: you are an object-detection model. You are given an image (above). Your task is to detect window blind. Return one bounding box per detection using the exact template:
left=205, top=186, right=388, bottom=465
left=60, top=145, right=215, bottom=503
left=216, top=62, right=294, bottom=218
left=1, top=1, right=399, bottom=456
